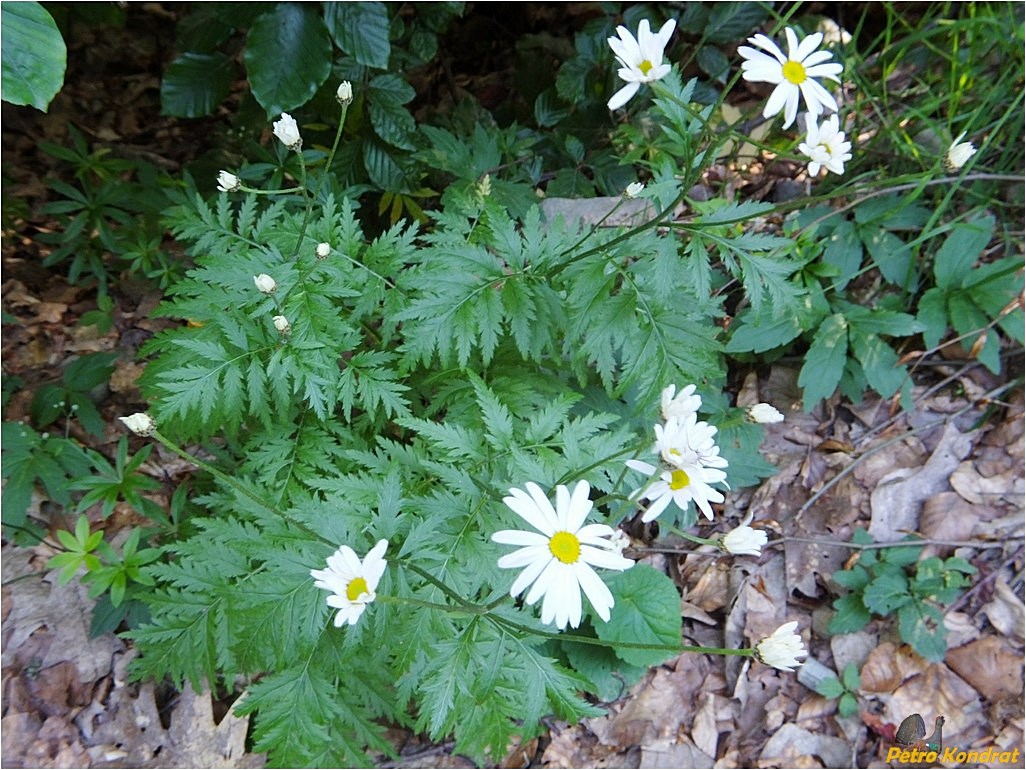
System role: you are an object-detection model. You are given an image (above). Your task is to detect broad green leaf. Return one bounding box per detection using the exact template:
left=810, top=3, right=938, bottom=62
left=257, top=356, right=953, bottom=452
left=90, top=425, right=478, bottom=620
left=841, top=661, right=861, bottom=691
left=696, top=45, right=730, bottom=83
left=898, top=603, right=947, bottom=661
left=833, top=564, right=871, bottom=591
left=862, top=227, right=913, bottom=289
left=828, top=593, right=871, bottom=634
left=703, top=2, right=769, bottom=43
left=934, top=215, right=995, bottom=290
left=917, top=287, right=949, bottom=348
left=368, top=96, right=416, bottom=150
left=245, top=3, right=332, bottom=116
left=862, top=571, right=912, bottom=614
left=725, top=313, right=803, bottom=354
left=815, top=675, right=845, bottom=699
left=599, top=565, right=681, bottom=668
left=325, top=2, right=391, bottom=69
left=822, top=219, right=863, bottom=288
left=363, top=139, right=407, bottom=191
left=161, top=52, right=234, bottom=118
left=849, top=333, right=906, bottom=398
left=797, top=313, right=848, bottom=409
left=1, top=1, right=67, bottom=111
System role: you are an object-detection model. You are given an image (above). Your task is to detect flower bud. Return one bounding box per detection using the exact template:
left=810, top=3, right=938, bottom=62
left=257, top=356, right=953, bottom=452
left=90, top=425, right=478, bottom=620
left=720, top=525, right=767, bottom=556
left=946, top=132, right=976, bottom=170
left=747, top=403, right=784, bottom=424
left=272, top=315, right=291, bottom=335
left=272, top=112, right=302, bottom=150
left=216, top=170, right=241, bottom=193
left=316, top=242, right=331, bottom=259
left=624, top=182, right=645, bottom=199
left=755, top=621, right=807, bottom=671
left=336, top=81, right=353, bottom=106
left=119, top=413, right=156, bottom=437
left=254, top=274, right=277, bottom=294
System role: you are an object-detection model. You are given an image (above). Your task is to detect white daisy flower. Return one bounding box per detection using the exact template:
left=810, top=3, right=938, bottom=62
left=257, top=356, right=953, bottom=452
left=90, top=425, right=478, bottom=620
left=755, top=621, right=807, bottom=671
left=310, top=540, right=388, bottom=627
left=798, top=113, right=852, bottom=176
left=946, top=131, right=977, bottom=170
left=720, top=525, right=768, bottom=556
left=626, top=458, right=727, bottom=521
left=493, top=481, right=634, bottom=629
left=738, top=27, right=843, bottom=129
left=660, top=383, right=702, bottom=421
left=607, top=18, right=677, bottom=110
left=654, top=413, right=728, bottom=472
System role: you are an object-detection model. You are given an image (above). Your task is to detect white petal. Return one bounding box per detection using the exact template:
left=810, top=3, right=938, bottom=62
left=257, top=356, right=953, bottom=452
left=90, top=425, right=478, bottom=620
left=762, top=82, right=793, bottom=120
left=607, top=81, right=640, bottom=110
left=793, top=30, right=823, bottom=61
left=493, top=529, right=548, bottom=547
left=575, top=563, right=615, bottom=622
left=503, top=486, right=556, bottom=535
left=565, top=480, right=593, bottom=532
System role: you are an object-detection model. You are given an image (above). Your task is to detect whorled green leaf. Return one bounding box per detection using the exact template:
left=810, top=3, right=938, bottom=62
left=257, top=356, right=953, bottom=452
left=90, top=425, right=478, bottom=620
left=1, top=1, right=67, bottom=111
left=245, top=2, right=332, bottom=116
left=161, top=52, right=234, bottom=118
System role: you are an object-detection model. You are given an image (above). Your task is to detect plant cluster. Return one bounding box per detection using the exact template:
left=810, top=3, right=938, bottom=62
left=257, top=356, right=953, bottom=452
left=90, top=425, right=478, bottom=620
left=2, top=2, right=1023, bottom=767
left=829, top=530, right=977, bottom=661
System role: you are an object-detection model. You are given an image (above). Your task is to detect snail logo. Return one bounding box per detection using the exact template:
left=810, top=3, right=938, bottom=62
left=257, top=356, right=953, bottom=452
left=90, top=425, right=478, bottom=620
left=894, top=713, right=945, bottom=754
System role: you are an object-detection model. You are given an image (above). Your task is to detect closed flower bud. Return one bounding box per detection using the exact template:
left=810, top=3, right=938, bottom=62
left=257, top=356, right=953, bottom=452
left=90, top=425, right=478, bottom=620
left=254, top=274, right=277, bottom=293
left=119, top=413, right=156, bottom=436
left=747, top=403, right=784, bottom=424
left=216, top=170, right=241, bottom=192
left=272, top=112, right=302, bottom=150
left=720, top=525, right=767, bottom=556
left=946, top=132, right=976, bottom=170
left=316, top=242, right=331, bottom=259
left=755, top=621, right=807, bottom=671
left=336, top=80, right=353, bottom=106
left=272, top=315, right=291, bottom=334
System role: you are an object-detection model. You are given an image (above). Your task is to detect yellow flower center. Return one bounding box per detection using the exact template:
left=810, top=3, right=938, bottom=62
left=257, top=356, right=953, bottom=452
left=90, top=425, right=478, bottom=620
left=346, top=577, right=369, bottom=601
left=639, top=59, right=654, bottom=76
left=782, top=60, right=807, bottom=84
left=669, top=468, right=691, bottom=491
left=549, top=531, right=581, bottom=564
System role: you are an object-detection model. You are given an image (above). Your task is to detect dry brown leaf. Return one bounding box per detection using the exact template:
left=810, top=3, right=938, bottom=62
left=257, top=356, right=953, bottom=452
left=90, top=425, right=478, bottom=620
left=859, top=643, right=925, bottom=693
left=946, top=636, right=1025, bottom=703
left=950, top=459, right=1025, bottom=505
left=690, top=693, right=721, bottom=757
left=919, top=491, right=979, bottom=548
left=639, top=736, right=714, bottom=768
left=758, top=723, right=850, bottom=767
left=886, top=661, right=987, bottom=742
left=868, top=422, right=976, bottom=541
left=981, top=579, right=1026, bottom=641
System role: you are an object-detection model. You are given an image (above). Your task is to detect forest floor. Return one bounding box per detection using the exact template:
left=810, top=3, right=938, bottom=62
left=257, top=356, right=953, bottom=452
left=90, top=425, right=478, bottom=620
left=2, top=5, right=1023, bottom=769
